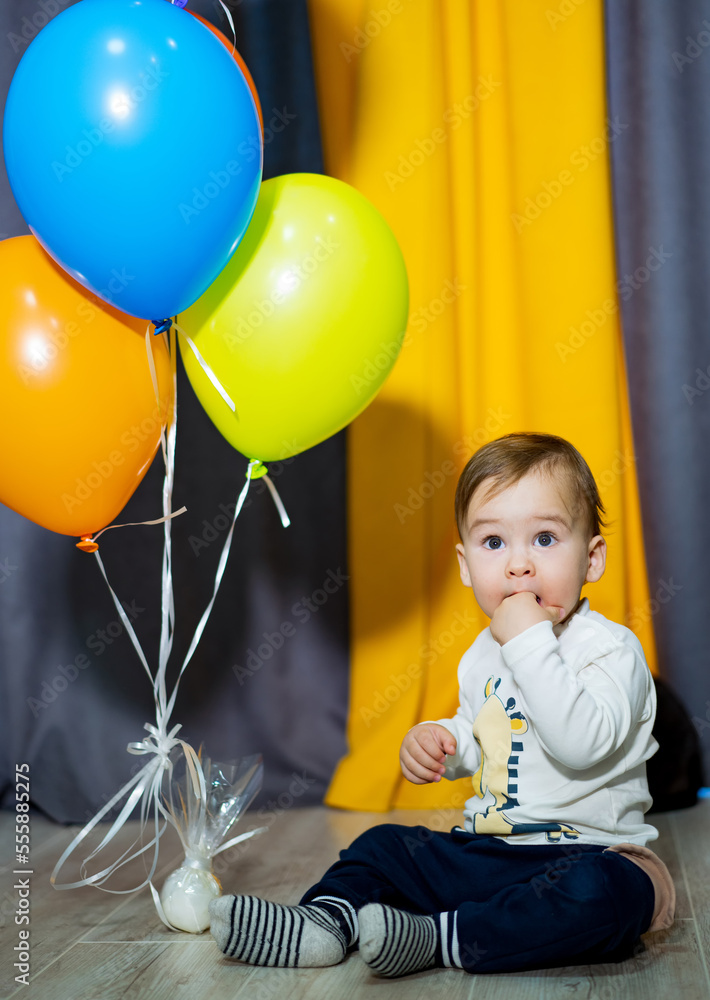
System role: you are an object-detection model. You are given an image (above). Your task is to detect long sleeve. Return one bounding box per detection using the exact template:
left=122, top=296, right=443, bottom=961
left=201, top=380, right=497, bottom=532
left=500, top=620, right=653, bottom=770
left=431, top=676, right=482, bottom=781
left=426, top=601, right=659, bottom=847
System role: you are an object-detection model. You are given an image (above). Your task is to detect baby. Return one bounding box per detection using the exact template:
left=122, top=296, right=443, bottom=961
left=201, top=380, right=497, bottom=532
left=209, top=431, right=675, bottom=976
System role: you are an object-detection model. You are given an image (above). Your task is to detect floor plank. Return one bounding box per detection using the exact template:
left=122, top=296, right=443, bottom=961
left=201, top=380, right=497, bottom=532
left=1, top=804, right=708, bottom=1000
left=669, top=801, right=710, bottom=996
left=0, top=814, right=185, bottom=990
left=7, top=940, right=261, bottom=1000
left=582, top=919, right=708, bottom=1000
left=647, top=811, right=692, bottom=918
left=238, top=960, right=475, bottom=1000
left=0, top=810, right=76, bottom=876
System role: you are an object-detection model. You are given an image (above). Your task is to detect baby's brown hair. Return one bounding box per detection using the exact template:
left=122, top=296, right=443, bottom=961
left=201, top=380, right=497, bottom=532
left=455, top=432, right=608, bottom=541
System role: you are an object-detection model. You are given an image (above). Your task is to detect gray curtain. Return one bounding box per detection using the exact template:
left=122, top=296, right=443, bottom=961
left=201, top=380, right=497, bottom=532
left=604, top=1, right=710, bottom=780
left=0, top=0, right=349, bottom=821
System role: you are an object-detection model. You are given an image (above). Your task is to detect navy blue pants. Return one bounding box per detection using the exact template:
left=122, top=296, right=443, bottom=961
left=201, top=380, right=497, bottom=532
left=299, top=824, right=656, bottom=974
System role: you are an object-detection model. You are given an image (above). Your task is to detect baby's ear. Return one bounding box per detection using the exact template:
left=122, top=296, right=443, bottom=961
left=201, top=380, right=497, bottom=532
left=456, top=543, right=471, bottom=587
left=586, top=535, right=607, bottom=583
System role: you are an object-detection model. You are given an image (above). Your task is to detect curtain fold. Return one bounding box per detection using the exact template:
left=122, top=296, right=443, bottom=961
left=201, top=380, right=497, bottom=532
left=309, top=0, right=658, bottom=811
left=604, top=0, right=710, bottom=782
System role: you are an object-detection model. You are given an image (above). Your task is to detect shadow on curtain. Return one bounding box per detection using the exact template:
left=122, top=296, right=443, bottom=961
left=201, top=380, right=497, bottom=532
left=308, top=0, right=660, bottom=811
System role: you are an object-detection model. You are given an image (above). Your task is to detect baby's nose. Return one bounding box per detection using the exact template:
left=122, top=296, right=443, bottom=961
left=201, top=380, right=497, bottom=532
left=506, top=552, right=534, bottom=575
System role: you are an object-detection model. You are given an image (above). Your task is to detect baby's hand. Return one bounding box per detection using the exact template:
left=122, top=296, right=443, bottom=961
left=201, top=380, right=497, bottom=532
left=489, top=592, right=564, bottom=646
left=400, top=724, right=457, bottom=784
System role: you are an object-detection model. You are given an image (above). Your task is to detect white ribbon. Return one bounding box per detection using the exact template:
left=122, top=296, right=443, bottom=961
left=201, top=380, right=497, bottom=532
left=164, top=458, right=263, bottom=722
left=262, top=475, right=291, bottom=528
left=75, top=330, right=184, bottom=550
left=52, top=330, right=186, bottom=893
left=171, top=0, right=237, bottom=57
left=173, top=320, right=236, bottom=414
left=52, top=326, right=291, bottom=919
left=51, top=725, right=196, bottom=893
left=216, top=0, right=237, bottom=57
left=85, top=508, right=187, bottom=546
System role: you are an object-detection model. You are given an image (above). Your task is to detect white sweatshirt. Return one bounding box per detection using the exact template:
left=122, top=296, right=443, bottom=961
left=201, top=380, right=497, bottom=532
left=433, top=597, right=659, bottom=846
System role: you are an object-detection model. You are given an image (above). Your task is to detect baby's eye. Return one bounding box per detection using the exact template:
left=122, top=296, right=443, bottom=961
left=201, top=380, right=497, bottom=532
left=482, top=536, right=504, bottom=550
left=535, top=532, right=556, bottom=547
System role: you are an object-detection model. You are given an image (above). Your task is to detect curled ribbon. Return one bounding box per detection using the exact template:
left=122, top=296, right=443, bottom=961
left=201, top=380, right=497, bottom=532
left=51, top=723, right=194, bottom=893
left=172, top=318, right=237, bottom=414
left=52, top=328, right=289, bottom=916
left=216, top=0, right=237, bottom=57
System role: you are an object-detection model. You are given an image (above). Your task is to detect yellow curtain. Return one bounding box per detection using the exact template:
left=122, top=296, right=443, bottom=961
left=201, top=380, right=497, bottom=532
left=308, top=0, right=657, bottom=812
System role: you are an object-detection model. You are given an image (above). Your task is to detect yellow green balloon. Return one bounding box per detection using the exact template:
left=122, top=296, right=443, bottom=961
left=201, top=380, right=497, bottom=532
left=178, top=173, right=409, bottom=461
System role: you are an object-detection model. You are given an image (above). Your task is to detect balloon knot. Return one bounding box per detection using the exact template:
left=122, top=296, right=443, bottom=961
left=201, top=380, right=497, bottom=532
left=76, top=536, right=99, bottom=553
left=152, top=318, right=172, bottom=336
left=249, top=461, right=268, bottom=480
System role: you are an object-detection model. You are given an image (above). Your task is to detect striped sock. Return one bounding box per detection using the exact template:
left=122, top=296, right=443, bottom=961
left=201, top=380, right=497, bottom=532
left=358, top=903, right=438, bottom=977
left=208, top=894, right=356, bottom=967
left=438, top=910, right=463, bottom=969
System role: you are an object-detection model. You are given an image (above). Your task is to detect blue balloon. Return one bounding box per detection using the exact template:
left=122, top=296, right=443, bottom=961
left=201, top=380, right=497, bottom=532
left=3, top=0, right=262, bottom=319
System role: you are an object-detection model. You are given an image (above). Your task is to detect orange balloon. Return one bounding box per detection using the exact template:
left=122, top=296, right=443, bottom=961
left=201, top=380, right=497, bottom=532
left=187, top=11, right=264, bottom=135
left=0, top=236, right=172, bottom=540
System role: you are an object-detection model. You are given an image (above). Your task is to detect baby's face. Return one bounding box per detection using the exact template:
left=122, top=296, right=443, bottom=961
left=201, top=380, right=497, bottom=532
left=456, top=469, right=606, bottom=623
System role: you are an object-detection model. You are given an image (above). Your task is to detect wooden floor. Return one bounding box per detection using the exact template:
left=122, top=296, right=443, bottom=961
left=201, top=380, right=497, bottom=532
left=1, top=800, right=709, bottom=999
